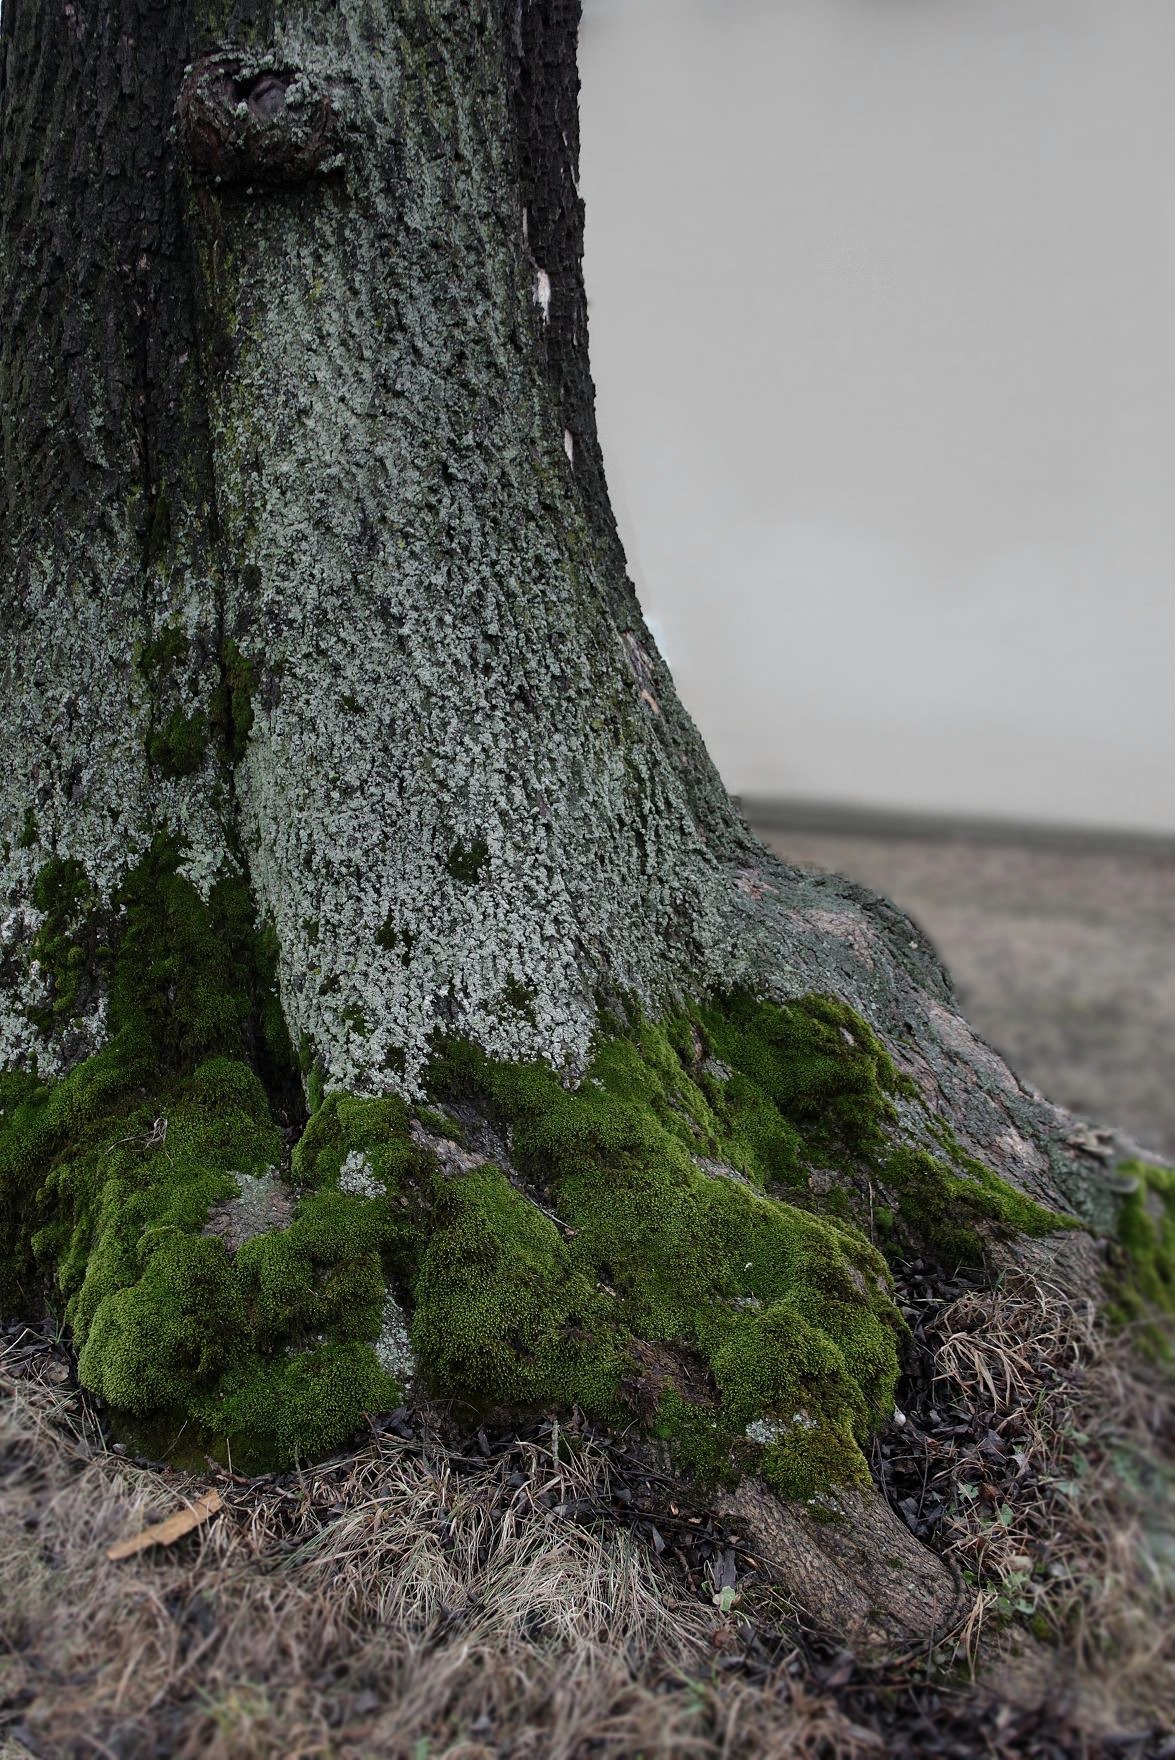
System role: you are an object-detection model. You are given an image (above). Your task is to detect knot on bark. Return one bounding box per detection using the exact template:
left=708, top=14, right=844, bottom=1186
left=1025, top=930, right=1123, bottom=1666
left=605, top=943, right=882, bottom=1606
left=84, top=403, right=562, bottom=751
left=177, top=51, right=343, bottom=188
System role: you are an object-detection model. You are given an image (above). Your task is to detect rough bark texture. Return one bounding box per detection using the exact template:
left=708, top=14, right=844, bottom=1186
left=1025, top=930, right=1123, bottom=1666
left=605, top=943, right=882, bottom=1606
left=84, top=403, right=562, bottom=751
left=0, top=0, right=1165, bottom=1660
left=3, top=0, right=762, bottom=1099
left=1, top=0, right=228, bottom=1070
left=1, top=0, right=1151, bottom=1212
left=716, top=1477, right=969, bottom=1655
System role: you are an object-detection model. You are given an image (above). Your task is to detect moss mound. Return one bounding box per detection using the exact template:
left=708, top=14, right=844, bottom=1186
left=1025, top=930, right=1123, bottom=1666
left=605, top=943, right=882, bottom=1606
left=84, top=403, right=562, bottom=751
left=1107, top=1159, right=1175, bottom=1356
left=1, top=844, right=1070, bottom=1481
left=0, top=840, right=401, bottom=1467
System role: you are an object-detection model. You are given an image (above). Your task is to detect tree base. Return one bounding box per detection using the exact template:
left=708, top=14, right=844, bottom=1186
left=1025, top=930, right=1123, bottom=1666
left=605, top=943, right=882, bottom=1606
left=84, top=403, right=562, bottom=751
left=2, top=840, right=1171, bottom=1665
left=3, top=839, right=1081, bottom=1476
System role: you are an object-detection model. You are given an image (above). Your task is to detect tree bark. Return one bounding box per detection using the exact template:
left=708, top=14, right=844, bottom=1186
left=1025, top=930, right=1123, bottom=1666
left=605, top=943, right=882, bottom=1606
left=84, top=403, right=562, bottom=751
left=1, top=0, right=1144, bottom=1209
left=0, top=0, right=1163, bottom=1658
left=3, top=0, right=763, bottom=1095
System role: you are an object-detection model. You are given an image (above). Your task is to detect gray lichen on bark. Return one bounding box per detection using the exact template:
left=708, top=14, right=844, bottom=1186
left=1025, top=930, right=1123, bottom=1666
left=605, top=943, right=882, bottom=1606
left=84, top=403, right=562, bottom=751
left=0, top=0, right=231, bottom=1071
left=175, top=0, right=767, bottom=1096
left=0, top=0, right=1153, bottom=1242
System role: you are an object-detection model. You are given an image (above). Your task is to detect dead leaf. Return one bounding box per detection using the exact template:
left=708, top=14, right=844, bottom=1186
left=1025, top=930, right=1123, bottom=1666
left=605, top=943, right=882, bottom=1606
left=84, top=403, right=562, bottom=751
left=106, top=1489, right=223, bottom=1561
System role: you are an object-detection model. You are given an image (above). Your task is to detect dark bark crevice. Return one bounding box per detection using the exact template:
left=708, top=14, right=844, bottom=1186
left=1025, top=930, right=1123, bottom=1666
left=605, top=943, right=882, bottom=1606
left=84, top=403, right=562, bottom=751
left=509, top=1, right=615, bottom=576
left=0, top=0, right=211, bottom=544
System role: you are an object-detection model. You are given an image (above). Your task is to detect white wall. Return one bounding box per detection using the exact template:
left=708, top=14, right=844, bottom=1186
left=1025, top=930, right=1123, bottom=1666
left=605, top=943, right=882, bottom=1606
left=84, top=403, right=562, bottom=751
left=579, top=0, right=1175, bottom=833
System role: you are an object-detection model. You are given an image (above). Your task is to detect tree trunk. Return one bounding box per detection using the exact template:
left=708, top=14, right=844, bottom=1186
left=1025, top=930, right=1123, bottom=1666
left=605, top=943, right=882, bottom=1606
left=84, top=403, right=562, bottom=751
left=0, top=0, right=1164, bottom=1656
left=3, top=0, right=762, bottom=1093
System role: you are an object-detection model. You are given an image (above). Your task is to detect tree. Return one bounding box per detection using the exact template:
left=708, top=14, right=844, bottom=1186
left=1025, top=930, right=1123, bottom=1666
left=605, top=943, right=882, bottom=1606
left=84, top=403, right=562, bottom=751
left=0, top=0, right=1164, bottom=1651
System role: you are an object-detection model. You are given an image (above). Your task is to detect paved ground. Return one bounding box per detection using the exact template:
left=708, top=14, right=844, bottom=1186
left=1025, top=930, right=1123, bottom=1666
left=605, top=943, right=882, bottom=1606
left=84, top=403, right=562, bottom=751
left=752, top=826, right=1175, bottom=1163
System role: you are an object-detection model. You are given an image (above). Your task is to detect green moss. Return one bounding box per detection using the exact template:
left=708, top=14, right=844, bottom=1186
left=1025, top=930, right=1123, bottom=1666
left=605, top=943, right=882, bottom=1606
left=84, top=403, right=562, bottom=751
left=711, top=1306, right=873, bottom=1500
left=206, top=1343, right=399, bottom=1467
left=79, top=1231, right=247, bottom=1412
left=878, top=1144, right=1065, bottom=1268
left=251, top=916, right=297, bottom=1097
left=413, top=992, right=1077, bottom=1495
left=303, top=1053, right=326, bottom=1116
left=26, top=857, right=108, bottom=1034
left=1108, top=1160, right=1175, bottom=1355
left=146, top=707, right=209, bottom=777
left=294, top=1090, right=409, bottom=1172
left=699, top=992, right=916, bottom=1155
left=447, top=838, right=488, bottom=885
left=421, top=1007, right=906, bottom=1493
left=18, top=806, right=38, bottom=850
left=4, top=941, right=1076, bottom=1488
left=136, top=625, right=209, bottom=777
left=0, top=1070, right=44, bottom=1119
left=135, top=624, right=255, bottom=773
left=234, top=1188, right=391, bottom=1346
left=415, top=1107, right=460, bottom=1141
left=137, top=622, right=189, bottom=682
left=412, top=1163, right=623, bottom=1412
left=210, top=637, right=257, bottom=765
left=0, top=839, right=394, bottom=1467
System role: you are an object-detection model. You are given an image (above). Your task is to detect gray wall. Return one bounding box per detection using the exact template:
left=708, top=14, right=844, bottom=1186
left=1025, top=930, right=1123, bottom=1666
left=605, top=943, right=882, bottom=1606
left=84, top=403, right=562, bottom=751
left=580, top=0, right=1175, bottom=834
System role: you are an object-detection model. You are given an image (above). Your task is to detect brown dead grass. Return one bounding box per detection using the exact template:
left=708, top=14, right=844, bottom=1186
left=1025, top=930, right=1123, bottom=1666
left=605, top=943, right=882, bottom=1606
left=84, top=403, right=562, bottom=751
left=928, top=1273, right=1175, bottom=1730
left=2, top=1292, right=1170, bottom=1759
left=0, top=1336, right=876, bottom=1760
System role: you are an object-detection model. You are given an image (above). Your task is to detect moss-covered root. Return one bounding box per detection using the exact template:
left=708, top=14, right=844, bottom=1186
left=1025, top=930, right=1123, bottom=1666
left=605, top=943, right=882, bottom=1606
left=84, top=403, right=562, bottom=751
left=411, top=997, right=1068, bottom=1500
left=1107, top=1159, right=1175, bottom=1355
left=1, top=852, right=1076, bottom=1480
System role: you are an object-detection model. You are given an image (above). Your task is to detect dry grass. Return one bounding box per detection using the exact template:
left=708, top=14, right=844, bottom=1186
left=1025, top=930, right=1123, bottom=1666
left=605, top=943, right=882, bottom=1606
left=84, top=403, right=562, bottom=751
left=0, top=1334, right=876, bottom=1760
left=927, top=1273, right=1175, bottom=1729
left=2, top=1296, right=1171, bottom=1759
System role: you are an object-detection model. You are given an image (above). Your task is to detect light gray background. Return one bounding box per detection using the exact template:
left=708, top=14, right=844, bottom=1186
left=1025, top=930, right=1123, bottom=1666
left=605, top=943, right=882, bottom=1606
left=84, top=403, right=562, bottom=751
left=579, top=0, right=1175, bottom=834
